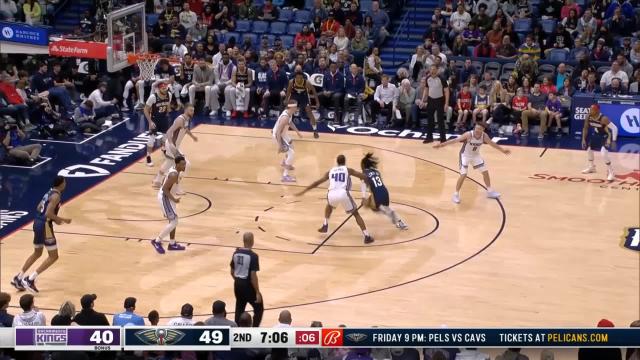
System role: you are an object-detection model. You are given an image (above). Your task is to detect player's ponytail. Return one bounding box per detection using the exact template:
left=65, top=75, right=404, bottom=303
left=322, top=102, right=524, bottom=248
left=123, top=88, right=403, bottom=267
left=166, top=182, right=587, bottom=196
left=361, top=152, right=378, bottom=170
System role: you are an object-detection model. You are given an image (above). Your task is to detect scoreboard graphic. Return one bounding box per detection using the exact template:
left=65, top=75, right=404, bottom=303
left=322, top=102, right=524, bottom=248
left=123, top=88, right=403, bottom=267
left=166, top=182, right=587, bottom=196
left=1, top=327, right=639, bottom=350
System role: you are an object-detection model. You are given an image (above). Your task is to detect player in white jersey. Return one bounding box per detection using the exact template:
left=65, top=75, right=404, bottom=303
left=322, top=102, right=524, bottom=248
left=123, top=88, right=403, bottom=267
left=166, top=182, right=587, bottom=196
left=433, top=123, right=510, bottom=204
left=152, top=104, right=198, bottom=191
left=273, top=100, right=303, bottom=182
left=151, top=155, right=187, bottom=254
left=296, top=154, right=374, bottom=244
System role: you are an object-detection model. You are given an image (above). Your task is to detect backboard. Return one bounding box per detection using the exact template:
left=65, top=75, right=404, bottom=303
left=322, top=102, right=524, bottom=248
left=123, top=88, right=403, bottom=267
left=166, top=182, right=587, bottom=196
left=106, top=3, right=147, bottom=72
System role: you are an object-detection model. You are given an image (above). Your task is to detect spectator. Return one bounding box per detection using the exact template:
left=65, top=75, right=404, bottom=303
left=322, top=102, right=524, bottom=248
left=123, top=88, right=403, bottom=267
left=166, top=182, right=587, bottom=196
left=474, top=37, right=496, bottom=58
left=541, top=0, right=562, bottom=19
left=73, top=294, right=109, bottom=326
left=496, top=35, right=517, bottom=59
left=112, top=297, right=145, bottom=326
left=295, top=25, right=316, bottom=49
left=518, top=75, right=532, bottom=95
left=606, top=7, right=627, bottom=36
left=544, top=92, right=563, bottom=136
left=12, top=294, right=46, bottom=326
left=616, top=54, right=633, bottom=79
left=560, top=0, right=581, bottom=18
left=479, top=71, right=494, bottom=91
left=425, top=22, right=446, bottom=46
left=310, top=0, right=328, bottom=21
left=79, top=10, right=95, bottom=34
left=22, top=0, right=41, bottom=24
left=0, top=74, right=28, bottom=123
left=486, top=21, right=504, bottom=48
left=574, top=69, right=589, bottom=91
left=0, top=0, right=17, bottom=21
left=472, top=4, right=493, bottom=33
left=0, top=292, right=13, bottom=327
left=204, top=300, right=237, bottom=326
left=330, top=0, right=345, bottom=24
left=321, top=10, right=341, bottom=37
left=410, top=46, right=428, bottom=81
left=451, top=34, right=468, bottom=56
left=432, top=7, right=445, bottom=27
left=518, top=35, right=541, bottom=61
left=630, top=40, right=640, bottom=66
left=490, top=80, right=510, bottom=123
left=207, top=51, right=236, bottom=116
left=505, top=74, right=518, bottom=97
left=577, top=9, right=597, bottom=36
left=397, top=79, right=416, bottom=128
left=562, top=9, right=579, bottom=35
left=578, top=319, right=622, bottom=360
left=568, top=38, right=589, bottom=61
left=515, top=54, right=538, bottom=83
left=274, top=310, right=292, bottom=327
left=172, top=37, right=190, bottom=58
left=630, top=69, right=640, bottom=94
left=31, top=62, right=74, bottom=115
left=237, top=312, right=253, bottom=327
left=462, top=22, right=482, bottom=45
left=600, top=61, right=629, bottom=91
left=334, top=27, right=350, bottom=51
left=224, top=56, right=253, bottom=118
left=469, top=73, right=480, bottom=95
left=472, top=85, right=490, bottom=124
left=582, top=71, right=600, bottom=94
left=258, top=0, right=279, bottom=21
left=148, top=310, right=160, bottom=326
left=169, top=16, right=187, bottom=40
left=502, top=22, right=519, bottom=47
left=168, top=303, right=195, bottom=326
left=540, top=76, right=557, bottom=94
left=371, top=74, right=397, bottom=127
left=343, top=64, right=365, bottom=124
left=591, top=39, right=612, bottom=62
left=345, top=2, right=362, bottom=25
left=201, top=4, right=215, bottom=24
left=180, top=2, right=198, bottom=29
left=628, top=320, right=640, bottom=360
left=455, top=348, right=490, bottom=359
left=513, top=0, right=531, bottom=18
left=454, top=83, right=473, bottom=131
left=2, top=122, right=42, bottom=164
left=264, top=60, right=288, bottom=114
left=366, top=0, right=390, bottom=46
left=51, top=301, right=76, bottom=325
left=88, top=82, right=119, bottom=119
left=458, top=59, right=477, bottom=84
left=351, top=28, right=369, bottom=60
left=553, top=63, right=569, bottom=91
left=510, top=87, right=529, bottom=132
left=521, top=83, right=548, bottom=138
left=605, top=78, right=627, bottom=95
left=364, top=47, right=383, bottom=86
left=73, top=99, right=104, bottom=133
left=319, top=62, right=345, bottom=122
left=493, top=8, right=511, bottom=28
left=474, top=0, right=498, bottom=17
left=496, top=349, right=529, bottom=360
left=213, top=6, right=235, bottom=32
left=545, top=23, right=573, bottom=54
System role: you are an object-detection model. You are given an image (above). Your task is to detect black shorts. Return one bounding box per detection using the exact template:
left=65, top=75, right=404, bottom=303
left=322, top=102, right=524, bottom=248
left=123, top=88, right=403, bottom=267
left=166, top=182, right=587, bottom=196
left=292, top=93, right=310, bottom=108
left=372, top=187, right=390, bottom=209
left=587, top=132, right=607, bottom=151
left=151, top=116, right=170, bottom=135
left=234, top=279, right=257, bottom=302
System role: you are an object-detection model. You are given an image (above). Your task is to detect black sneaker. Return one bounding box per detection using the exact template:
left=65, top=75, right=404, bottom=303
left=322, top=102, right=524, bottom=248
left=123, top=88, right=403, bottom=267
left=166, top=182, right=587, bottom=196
left=11, top=276, right=25, bottom=291
left=423, top=138, right=434, bottom=144
left=21, top=277, right=39, bottom=293
left=318, top=224, right=328, bottom=233
left=313, top=131, right=319, bottom=139
left=146, top=155, right=153, bottom=167
left=364, top=235, right=374, bottom=244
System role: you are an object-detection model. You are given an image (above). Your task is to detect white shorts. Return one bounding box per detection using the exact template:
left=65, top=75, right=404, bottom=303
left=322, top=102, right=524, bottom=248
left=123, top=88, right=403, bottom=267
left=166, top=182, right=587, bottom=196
left=327, top=189, right=356, bottom=213
left=460, top=154, right=486, bottom=175
left=273, top=133, right=292, bottom=153
left=158, top=192, right=178, bottom=220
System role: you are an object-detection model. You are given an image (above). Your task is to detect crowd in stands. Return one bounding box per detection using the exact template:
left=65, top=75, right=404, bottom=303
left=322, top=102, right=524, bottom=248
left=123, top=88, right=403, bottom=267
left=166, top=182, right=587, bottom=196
left=0, top=0, right=64, bottom=25
left=1, top=291, right=639, bottom=360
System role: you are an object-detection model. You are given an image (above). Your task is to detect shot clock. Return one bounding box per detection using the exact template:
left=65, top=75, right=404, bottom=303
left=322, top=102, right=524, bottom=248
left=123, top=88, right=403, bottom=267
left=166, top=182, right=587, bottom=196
left=230, top=328, right=320, bottom=348
left=14, top=327, right=121, bottom=351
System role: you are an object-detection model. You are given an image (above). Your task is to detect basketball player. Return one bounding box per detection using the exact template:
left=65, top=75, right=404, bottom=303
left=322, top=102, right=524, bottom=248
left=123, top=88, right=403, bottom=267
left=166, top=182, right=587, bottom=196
left=152, top=104, right=198, bottom=190
left=273, top=100, right=303, bottom=182
left=11, top=176, right=71, bottom=292
left=286, top=70, right=320, bottom=139
left=151, top=155, right=187, bottom=254
left=581, top=104, right=615, bottom=180
left=230, top=232, right=263, bottom=327
left=143, top=82, right=173, bottom=167
left=224, top=56, right=253, bottom=118
left=178, top=54, right=195, bottom=104
left=135, top=59, right=179, bottom=110
left=433, top=123, right=510, bottom=204
left=296, top=155, right=374, bottom=244
left=360, top=153, right=408, bottom=230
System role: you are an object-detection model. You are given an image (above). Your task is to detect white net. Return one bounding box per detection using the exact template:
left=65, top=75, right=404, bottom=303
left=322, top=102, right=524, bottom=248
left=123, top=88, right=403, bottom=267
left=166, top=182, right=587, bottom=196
left=136, top=55, right=160, bottom=81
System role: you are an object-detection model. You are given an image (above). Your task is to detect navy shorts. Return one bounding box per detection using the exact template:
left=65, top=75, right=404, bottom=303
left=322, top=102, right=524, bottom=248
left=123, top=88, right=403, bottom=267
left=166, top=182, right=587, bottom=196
left=372, top=187, right=390, bottom=209
left=587, top=132, right=607, bottom=151
left=292, top=93, right=310, bottom=108
left=33, top=220, right=57, bottom=249
left=151, top=116, right=170, bottom=135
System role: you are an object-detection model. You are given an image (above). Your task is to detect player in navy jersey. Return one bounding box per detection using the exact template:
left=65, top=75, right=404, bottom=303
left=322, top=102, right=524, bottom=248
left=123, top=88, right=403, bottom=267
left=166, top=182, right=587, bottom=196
left=286, top=70, right=320, bottom=138
left=581, top=104, right=615, bottom=180
left=144, top=82, right=173, bottom=167
left=360, top=153, right=408, bottom=230
left=178, top=54, right=195, bottom=103
left=11, top=176, right=71, bottom=292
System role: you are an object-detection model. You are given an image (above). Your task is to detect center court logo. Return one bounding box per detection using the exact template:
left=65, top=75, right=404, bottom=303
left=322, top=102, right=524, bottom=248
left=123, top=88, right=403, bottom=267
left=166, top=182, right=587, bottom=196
left=619, top=108, right=640, bottom=134
left=134, top=328, right=185, bottom=345
left=529, top=171, right=640, bottom=190
left=321, top=329, right=344, bottom=346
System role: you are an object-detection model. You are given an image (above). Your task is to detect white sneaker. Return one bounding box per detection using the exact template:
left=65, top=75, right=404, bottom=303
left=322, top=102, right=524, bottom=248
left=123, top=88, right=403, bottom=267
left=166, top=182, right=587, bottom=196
left=486, top=190, right=501, bottom=199
left=225, top=110, right=231, bottom=117
left=607, top=170, right=615, bottom=181
left=281, top=175, right=296, bottom=182
left=581, top=165, right=596, bottom=174
left=209, top=109, right=218, bottom=116
left=396, top=220, right=408, bottom=230
left=452, top=193, right=461, bottom=204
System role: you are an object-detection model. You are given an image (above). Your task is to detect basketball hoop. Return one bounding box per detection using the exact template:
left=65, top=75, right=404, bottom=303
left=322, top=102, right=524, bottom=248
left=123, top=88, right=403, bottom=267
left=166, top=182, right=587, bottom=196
left=127, top=53, right=161, bottom=81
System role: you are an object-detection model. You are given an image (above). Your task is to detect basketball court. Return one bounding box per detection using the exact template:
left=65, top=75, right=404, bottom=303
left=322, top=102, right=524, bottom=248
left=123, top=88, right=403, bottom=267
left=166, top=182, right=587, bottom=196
left=1, top=125, right=638, bottom=329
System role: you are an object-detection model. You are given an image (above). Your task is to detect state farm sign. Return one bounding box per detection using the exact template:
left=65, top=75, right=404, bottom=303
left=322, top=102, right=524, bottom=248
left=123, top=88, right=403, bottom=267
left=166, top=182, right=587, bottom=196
left=49, top=39, right=107, bottom=59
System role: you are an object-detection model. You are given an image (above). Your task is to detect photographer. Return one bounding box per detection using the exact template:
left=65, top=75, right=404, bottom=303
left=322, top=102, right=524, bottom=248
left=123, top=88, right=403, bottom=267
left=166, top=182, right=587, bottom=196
left=73, top=99, right=104, bottom=133
left=1, top=119, right=42, bottom=164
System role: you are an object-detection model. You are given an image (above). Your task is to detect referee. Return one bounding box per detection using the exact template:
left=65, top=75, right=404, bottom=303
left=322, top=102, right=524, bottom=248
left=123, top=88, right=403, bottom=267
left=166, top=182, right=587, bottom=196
left=423, top=64, right=450, bottom=144
left=230, top=232, right=263, bottom=327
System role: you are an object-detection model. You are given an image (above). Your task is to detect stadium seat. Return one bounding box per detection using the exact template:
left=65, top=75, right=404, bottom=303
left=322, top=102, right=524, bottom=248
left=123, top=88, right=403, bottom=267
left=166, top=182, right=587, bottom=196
left=597, top=66, right=610, bottom=77
left=147, top=14, right=159, bottom=27
left=501, top=62, right=516, bottom=77
left=288, top=22, right=304, bottom=35
left=304, top=0, right=314, bottom=9
left=252, top=20, right=270, bottom=33
left=547, top=48, right=569, bottom=62
left=576, top=0, right=587, bottom=8
left=484, top=62, right=502, bottom=78
left=263, top=34, right=276, bottom=46
left=270, top=21, right=288, bottom=35
left=236, top=20, right=252, bottom=32
left=471, top=61, right=484, bottom=75
left=294, top=10, right=311, bottom=23
left=278, top=8, right=294, bottom=22
left=226, top=32, right=241, bottom=44
left=513, top=18, right=532, bottom=33
left=454, top=60, right=464, bottom=71
left=360, top=0, right=372, bottom=11
left=565, top=64, right=574, bottom=77
left=280, top=35, right=294, bottom=49
left=467, top=46, right=475, bottom=56
left=538, top=64, right=556, bottom=77
left=215, top=32, right=225, bottom=43
left=541, top=19, right=557, bottom=34
left=242, top=33, right=258, bottom=47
